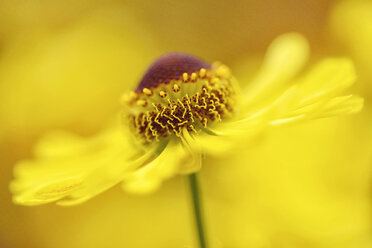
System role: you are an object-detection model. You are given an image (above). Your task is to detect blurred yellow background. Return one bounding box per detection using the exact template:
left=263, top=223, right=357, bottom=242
left=1, top=0, right=371, bottom=247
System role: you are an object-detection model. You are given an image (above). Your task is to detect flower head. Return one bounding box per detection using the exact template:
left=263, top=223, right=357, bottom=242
left=10, top=33, right=363, bottom=206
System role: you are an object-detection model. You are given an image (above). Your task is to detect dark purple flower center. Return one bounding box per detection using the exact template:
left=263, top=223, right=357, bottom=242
left=136, top=53, right=210, bottom=92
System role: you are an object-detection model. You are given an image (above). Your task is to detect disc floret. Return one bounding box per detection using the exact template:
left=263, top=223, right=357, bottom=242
left=122, top=53, right=237, bottom=143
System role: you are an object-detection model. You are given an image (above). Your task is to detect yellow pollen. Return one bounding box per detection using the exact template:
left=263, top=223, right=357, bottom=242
left=199, top=68, right=206, bottom=78
left=159, top=90, right=167, bottom=98
left=137, top=99, right=148, bottom=107
left=211, top=77, right=220, bottom=84
left=182, top=73, right=188, bottom=82
left=120, top=91, right=138, bottom=105
left=130, top=91, right=139, bottom=99
left=191, top=72, right=197, bottom=81
left=143, top=88, right=153, bottom=96
left=216, top=65, right=231, bottom=78
left=173, top=84, right=181, bottom=92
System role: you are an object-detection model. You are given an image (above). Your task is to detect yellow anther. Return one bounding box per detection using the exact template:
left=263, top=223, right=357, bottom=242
left=190, top=72, right=197, bottom=81
left=129, top=91, right=139, bottom=99
left=199, top=68, right=206, bottom=78
left=216, top=65, right=231, bottom=78
left=120, top=91, right=138, bottom=105
left=211, top=77, right=220, bottom=84
left=159, top=90, right=167, bottom=98
left=182, top=73, right=189, bottom=82
left=173, top=84, right=181, bottom=92
left=143, top=88, right=153, bottom=96
left=137, top=99, right=148, bottom=107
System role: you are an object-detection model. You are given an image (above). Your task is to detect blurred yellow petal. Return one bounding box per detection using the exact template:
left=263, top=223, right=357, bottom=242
left=203, top=116, right=372, bottom=248
left=11, top=125, right=143, bottom=205
left=289, top=58, right=356, bottom=108
left=243, top=32, right=309, bottom=109
left=268, top=58, right=362, bottom=125
left=202, top=45, right=362, bottom=152
left=315, top=95, right=364, bottom=118
left=13, top=175, right=85, bottom=206
left=330, top=0, right=372, bottom=96
left=178, top=130, right=203, bottom=174
left=194, top=115, right=267, bottom=156
left=123, top=140, right=182, bottom=194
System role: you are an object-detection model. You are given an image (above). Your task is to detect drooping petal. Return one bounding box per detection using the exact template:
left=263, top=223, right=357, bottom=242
left=122, top=139, right=186, bottom=194
left=178, top=129, right=202, bottom=174
left=242, top=33, right=309, bottom=110
left=286, top=58, right=356, bottom=108
left=121, top=127, right=206, bottom=194
left=193, top=115, right=268, bottom=156
left=313, top=95, right=364, bottom=119
left=199, top=58, right=363, bottom=155
left=267, top=58, right=363, bottom=126
left=10, top=125, right=151, bottom=206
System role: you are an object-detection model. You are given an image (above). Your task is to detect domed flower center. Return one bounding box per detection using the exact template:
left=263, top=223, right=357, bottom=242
left=136, top=53, right=211, bottom=91
left=122, top=53, right=237, bottom=143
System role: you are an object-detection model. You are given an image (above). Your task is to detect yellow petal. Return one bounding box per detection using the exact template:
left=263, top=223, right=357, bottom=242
left=290, top=58, right=356, bottom=108
left=267, top=58, right=360, bottom=125
left=33, top=130, right=95, bottom=158
left=243, top=33, right=309, bottom=109
left=10, top=124, right=144, bottom=205
left=178, top=129, right=202, bottom=174
left=330, top=0, right=372, bottom=92
left=205, top=58, right=362, bottom=149
left=122, top=140, right=184, bottom=194
left=12, top=175, right=84, bottom=206
left=312, top=95, right=364, bottom=119
left=196, top=119, right=265, bottom=155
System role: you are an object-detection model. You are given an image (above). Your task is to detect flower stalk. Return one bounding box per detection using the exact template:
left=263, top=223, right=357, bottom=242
left=188, top=173, right=207, bottom=248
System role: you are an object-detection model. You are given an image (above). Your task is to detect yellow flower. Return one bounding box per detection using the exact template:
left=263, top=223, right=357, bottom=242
left=10, top=33, right=363, bottom=206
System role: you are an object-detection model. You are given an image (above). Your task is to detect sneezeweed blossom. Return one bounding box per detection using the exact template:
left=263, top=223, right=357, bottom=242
left=10, top=33, right=363, bottom=206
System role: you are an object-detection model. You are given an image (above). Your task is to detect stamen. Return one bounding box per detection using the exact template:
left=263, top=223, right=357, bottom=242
left=137, top=99, right=148, bottom=107
left=130, top=91, right=139, bottom=100
left=173, top=84, right=181, bottom=93
left=159, top=91, right=167, bottom=98
left=211, top=78, right=220, bottom=85
left=143, top=88, right=153, bottom=96
left=183, top=73, right=189, bottom=82
left=199, top=68, right=206, bottom=78
left=190, top=72, right=197, bottom=81
left=216, top=65, right=231, bottom=78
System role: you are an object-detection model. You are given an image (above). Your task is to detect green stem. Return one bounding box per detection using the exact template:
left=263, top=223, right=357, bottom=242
left=188, top=173, right=207, bottom=248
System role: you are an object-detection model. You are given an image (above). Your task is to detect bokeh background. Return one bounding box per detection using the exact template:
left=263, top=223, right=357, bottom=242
left=0, top=0, right=371, bottom=247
